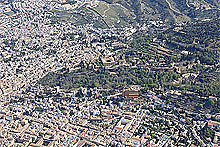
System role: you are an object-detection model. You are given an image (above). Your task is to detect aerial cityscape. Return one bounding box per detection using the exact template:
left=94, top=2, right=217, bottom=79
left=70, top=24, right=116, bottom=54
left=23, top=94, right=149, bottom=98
left=0, top=0, right=220, bottom=146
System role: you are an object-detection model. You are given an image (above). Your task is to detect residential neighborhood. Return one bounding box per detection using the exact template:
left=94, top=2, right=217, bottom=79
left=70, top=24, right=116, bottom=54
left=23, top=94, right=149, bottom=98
left=0, top=0, right=220, bottom=146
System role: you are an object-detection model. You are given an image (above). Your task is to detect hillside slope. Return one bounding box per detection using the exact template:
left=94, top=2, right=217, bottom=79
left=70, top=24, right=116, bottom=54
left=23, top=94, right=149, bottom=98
left=50, top=0, right=220, bottom=28
left=2, top=0, right=220, bottom=27
left=101, top=0, right=220, bottom=25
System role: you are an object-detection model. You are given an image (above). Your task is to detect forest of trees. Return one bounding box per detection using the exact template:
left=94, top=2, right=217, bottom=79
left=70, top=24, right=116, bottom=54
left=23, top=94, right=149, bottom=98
left=40, top=66, right=180, bottom=91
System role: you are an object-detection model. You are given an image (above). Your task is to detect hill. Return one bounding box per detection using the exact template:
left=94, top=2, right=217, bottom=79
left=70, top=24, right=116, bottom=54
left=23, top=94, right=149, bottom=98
left=2, top=0, right=220, bottom=28
left=50, top=0, right=220, bottom=28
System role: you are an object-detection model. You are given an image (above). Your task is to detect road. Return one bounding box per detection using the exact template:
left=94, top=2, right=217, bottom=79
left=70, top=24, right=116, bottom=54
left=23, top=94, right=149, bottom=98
left=165, top=0, right=182, bottom=15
